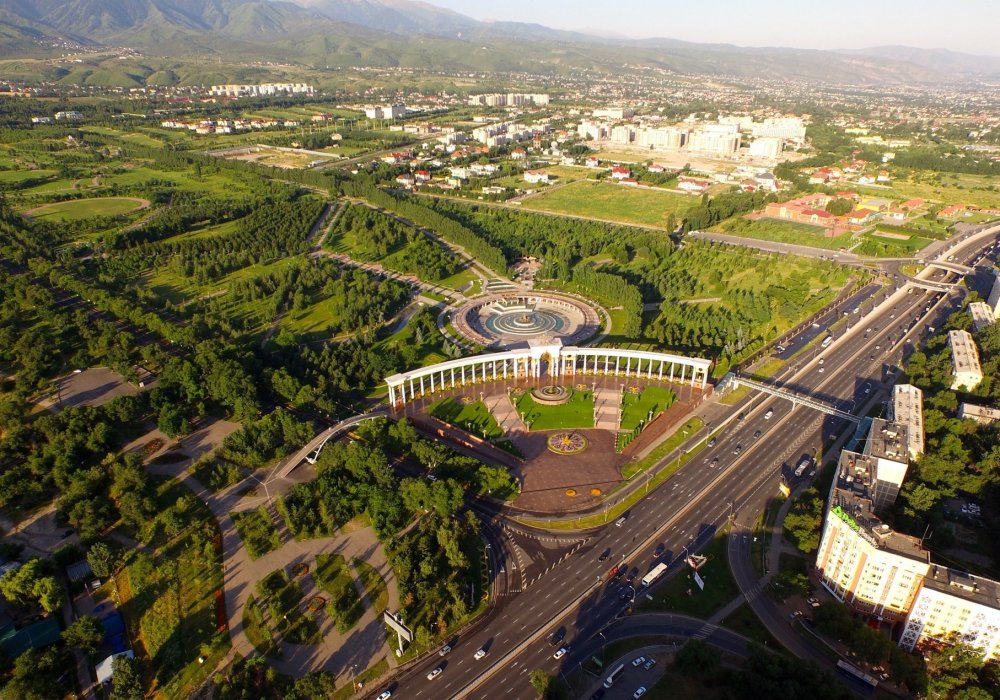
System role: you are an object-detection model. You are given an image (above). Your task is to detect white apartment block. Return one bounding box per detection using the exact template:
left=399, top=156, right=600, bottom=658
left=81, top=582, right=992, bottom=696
left=364, top=104, right=406, bottom=120
left=750, top=116, right=807, bottom=141
left=987, top=273, right=1000, bottom=316
left=748, top=137, right=783, bottom=160
left=636, top=127, right=686, bottom=150
left=969, top=301, right=996, bottom=332
left=467, top=93, right=549, bottom=107
left=686, top=123, right=741, bottom=156
left=900, top=566, right=1000, bottom=661
left=948, top=330, right=983, bottom=390
left=816, top=451, right=929, bottom=622
left=610, top=125, right=635, bottom=145
left=890, top=385, right=924, bottom=460
left=958, top=402, right=1000, bottom=424
left=577, top=120, right=609, bottom=140
left=209, top=83, right=313, bottom=97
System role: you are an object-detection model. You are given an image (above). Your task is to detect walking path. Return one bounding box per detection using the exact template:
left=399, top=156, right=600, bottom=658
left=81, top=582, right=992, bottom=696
left=138, top=422, right=400, bottom=680
left=593, top=386, right=621, bottom=431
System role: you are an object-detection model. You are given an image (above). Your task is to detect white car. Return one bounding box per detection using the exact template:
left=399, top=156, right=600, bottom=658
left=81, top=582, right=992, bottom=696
left=764, top=409, right=774, bottom=420
left=427, top=667, right=442, bottom=680
left=438, top=645, right=452, bottom=656
left=631, top=655, right=646, bottom=667
left=474, top=648, right=487, bottom=660
left=553, top=646, right=568, bottom=660
left=377, top=692, right=392, bottom=700
left=633, top=688, right=647, bottom=699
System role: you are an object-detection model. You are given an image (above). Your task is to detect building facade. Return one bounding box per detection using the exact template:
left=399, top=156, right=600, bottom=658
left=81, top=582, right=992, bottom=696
left=947, top=330, right=983, bottom=390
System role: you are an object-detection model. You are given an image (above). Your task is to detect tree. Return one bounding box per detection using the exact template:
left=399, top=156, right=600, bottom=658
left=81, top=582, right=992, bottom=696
left=529, top=669, right=552, bottom=697
left=108, top=655, right=144, bottom=700
left=0, top=647, right=65, bottom=700
left=87, top=541, right=117, bottom=578
left=674, top=638, right=721, bottom=676
left=62, top=615, right=104, bottom=659
left=0, top=559, right=64, bottom=613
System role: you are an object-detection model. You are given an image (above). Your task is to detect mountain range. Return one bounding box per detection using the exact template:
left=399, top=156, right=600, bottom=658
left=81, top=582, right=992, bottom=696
left=2, top=0, right=999, bottom=86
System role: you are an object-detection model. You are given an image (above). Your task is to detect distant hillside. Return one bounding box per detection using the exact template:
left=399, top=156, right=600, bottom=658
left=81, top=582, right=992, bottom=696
left=0, top=0, right=995, bottom=85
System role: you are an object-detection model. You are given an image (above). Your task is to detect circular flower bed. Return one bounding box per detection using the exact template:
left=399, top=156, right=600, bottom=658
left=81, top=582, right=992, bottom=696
left=530, top=385, right=570, bottom=405
left=307, top=596, right=326, bottom=613
left=547, top=431, right=589, bottom=455
left=292, top=563, right=309, bottom=578
left=591, top=488, right=602, bottom=496
left=565, top=489, right=577, bottom=497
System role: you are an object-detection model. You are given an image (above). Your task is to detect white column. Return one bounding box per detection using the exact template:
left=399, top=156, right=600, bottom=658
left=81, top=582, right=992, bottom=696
left=669, top=363, right=674, bottom=382
left=626, top=357, right=631, bottom=376
left=701, top=369, right=708, bottom=390
left=493, top=361, right=497, bottom=380
left=430, top=373, right=435, bottom=392
left=388, top=384, right=396, bottom=406
left=604, top=356, right=610, bottom=374
left=420, top=376, right=426, bottom=395
left=678, top=365, right=685, bottom=384
left=451, top=368, right=455, bottom=388
left=648, top=359, right=654, bottom=379
left=690, top=364, right=696, bottom=387
left=658, top=362, right=664, bottom=380
left=409, top=379, right=415, bottom=400
left=461, top=366, right=466, bottom=384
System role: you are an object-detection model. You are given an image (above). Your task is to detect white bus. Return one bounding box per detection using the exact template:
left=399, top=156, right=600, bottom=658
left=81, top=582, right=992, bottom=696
left=603, top=663, right=626, bottom=688
left=641, top=562, right=668, bottom=587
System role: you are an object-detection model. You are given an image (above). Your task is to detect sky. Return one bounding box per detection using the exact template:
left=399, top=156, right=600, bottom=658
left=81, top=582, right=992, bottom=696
left=423, top=0, right=998, bottom=56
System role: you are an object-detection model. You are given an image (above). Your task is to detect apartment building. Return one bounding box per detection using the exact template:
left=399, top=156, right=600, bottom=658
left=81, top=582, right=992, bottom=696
left=889, top=385, right=924, bottom=460
left=636, top=126, right=686, bottom=150
left=748, top=137, right=783, bottom=160
left=947, top=330, right=983, bottom=390
left=750, top=116, right=807, bottom=141
left=686, top=123, right=741, bottom=156
left=958, top=402, right=1000, bottom=424
left=969, top=301, right=996, bottom=332
left=364, top=104, right=407, bottom=120
left=900, top=566, right=1000, bottom=661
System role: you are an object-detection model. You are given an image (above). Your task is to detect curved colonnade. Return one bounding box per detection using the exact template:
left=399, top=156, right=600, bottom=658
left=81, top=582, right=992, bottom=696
left=385, top=340, right=711, bottom=406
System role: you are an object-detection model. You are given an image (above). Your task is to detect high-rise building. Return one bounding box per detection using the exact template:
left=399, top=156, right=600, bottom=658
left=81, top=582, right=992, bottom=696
left=987, top=273, right=1000, bottom=316
left=751, top=116, right=807, bottom=141
left=686, top=124, right=741, bottom=155
left=889, top=385, right=924, bottom=460
left=748, top=137, right=783, bottom=160
left=636, top=127, right=685, bottom=150
left=610, top=125, right=635, bottom=145
left=948, top=330, right=983, bottom=390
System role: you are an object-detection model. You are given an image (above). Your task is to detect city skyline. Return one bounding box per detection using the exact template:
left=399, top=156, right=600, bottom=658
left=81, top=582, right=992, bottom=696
left=425, top=0, right=1000, bottom=56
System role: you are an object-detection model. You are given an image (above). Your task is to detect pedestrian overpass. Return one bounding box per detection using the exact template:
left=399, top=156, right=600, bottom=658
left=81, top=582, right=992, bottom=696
left=927, top=260, right=974, bottom=275
left=734, top=376, right=861, bottom=423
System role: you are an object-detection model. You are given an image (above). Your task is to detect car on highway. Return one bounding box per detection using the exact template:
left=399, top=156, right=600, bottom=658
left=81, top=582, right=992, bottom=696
left=753, top=430, right=761, bottom=439
left=643, top=658, right=657, bottom=670
left=619, top=586, right=633, bottom=601
left=427, top=667, right=442, bottom=680
left=653, top=543, right=665, bottom=558
left=707, top=437, right=717, bottom=447
left=474, top=648, right=487, bottom=660
left=633, top=687, right=647, bottom=698
left=710, top=457, right=720, bottom=467
left=376, top=691, right=392, bottom=700
left=599, top=548, right=611, bottom=562
left=818, top=367, right=825, bottom=373
left=764, top=408, right=774, bottom=420
left=553, top=646, right=569, bottom=659
left=863, top=384, right=872, bottom=395
left=736, top=412, right=745, bottom=422
left=615, top=515, right=628, bottom=527
left=632, top=656, right=646, bottom=667
left=438, top=644, right=452, bottom=656
left=733, top=444, right=742, bottom=455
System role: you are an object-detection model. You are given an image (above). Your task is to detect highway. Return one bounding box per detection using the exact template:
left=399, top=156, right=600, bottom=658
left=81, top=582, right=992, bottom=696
left=365, top=228, right=999, bottom=700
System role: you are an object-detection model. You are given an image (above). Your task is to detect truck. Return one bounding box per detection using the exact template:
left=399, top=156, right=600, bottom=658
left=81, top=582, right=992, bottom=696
left=641, top=562, right=669, bottom=587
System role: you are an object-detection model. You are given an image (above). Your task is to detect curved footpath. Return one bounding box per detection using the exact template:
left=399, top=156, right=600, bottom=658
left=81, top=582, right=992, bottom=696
left=142, top=418, right=400, bottom=681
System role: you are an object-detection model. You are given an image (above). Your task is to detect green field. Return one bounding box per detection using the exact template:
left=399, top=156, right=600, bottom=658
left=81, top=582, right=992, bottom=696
left=893, top=171, right=1000, bottom=209
left=0, top=168, right=57, bottom=184
left=521, top=180, right=695, bottom=227
left=232, top=507, right=281, bottom=560
left=640, top=530, right=738, bottom=617
left=620, top=385, right=676, bottom=431
left=429, top=396, right=504, bottom=438
left=22, top=196, right=146, bottom=222
left=713, top=216, right=850, bottom=250
left=515, top=388, right=595, bottom=430
left=854, top=231, right=934, bottom=257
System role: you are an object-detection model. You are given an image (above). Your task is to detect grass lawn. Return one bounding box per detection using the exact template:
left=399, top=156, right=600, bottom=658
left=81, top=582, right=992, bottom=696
left=353, top=559, right=390, bottom=615
left=514, top=388, right=595, bottom=430
left=79, top=125, right=166, bottom=148
left=23, top=196, right=145, bottom=222
left=257, top=569, right=321, bottom=645
left=331, top=658, right=389, bottom=700
left=644, top=665, right=728, bottom=700
left=640, top=530, right=739, bottom=618
left=893, top=172, right=1000, bottom=210
left=521, top=179, right=694, bottom=228
left=0, top=168, right=56, bottom=184
left=118, top=476, right=229, bottom=698
left=315, top=553, right=365, bottom=633
left=620, top=385, right=676, bottom=431
left=242, top=594, right=281, bottom=658
left=713, top=216, right=851, bottom=250
left=436, top=266, right=479, bottom=292
left=854, top=231, right=934, bottom=257
left=621, top=418, right=704, bottom=481
left=429, top=397, right=503, bottom=438
left=719, top=602, right=781, bottom=648
left=232, top=506, right=280, bottom=560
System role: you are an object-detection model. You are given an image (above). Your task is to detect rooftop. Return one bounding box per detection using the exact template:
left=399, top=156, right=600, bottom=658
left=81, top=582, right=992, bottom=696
left=948, top=330, right=982, bottom=375
left=923, top=565, right=1000, bottom=610
left=866, top=418, right=910, bottom=464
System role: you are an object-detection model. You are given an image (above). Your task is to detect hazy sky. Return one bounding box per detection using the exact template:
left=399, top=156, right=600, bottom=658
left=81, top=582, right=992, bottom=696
left=424, top=0, right=997, bottom=55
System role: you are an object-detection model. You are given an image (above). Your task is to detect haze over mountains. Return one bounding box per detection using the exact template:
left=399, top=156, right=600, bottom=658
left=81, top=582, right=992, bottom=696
left=2, top=0, right=999, bottom=85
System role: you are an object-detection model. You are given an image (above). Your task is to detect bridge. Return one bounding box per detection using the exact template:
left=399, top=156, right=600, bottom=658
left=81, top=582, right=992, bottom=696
left=274, top=410, right=387, bottom=478
left=734, top=376, right=860, bottom=423
left=927, top=260, right=975, bottom=275
left=902, top=275, right=960, bottom=293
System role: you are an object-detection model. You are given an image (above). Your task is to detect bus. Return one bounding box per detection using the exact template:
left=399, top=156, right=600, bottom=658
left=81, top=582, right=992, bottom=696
left=821, top=335, right=833, bottom=348
left=603, top=663, right=626, bottom=688
left=836, top=660, right=878, bottom=688
left=641, top=562, right=669, bottom=587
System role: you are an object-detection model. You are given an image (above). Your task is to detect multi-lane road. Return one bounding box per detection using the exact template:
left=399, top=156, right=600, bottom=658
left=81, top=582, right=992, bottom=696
left=366, top=228, right=999, bottom=700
